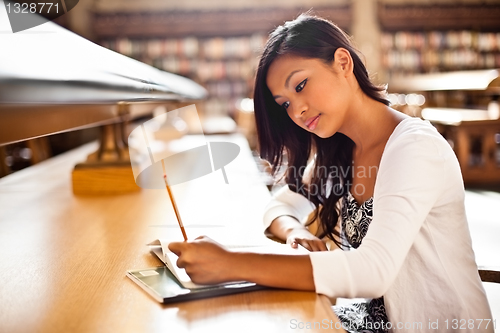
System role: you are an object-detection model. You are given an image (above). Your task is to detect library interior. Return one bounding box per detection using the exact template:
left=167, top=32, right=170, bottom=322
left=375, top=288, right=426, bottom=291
left=1, top=0, right=500, bottom=332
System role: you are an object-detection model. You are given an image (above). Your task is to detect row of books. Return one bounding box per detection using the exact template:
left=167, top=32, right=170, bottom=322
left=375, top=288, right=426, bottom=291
left=146, top=57, right=258, bottom=81
left=203, top=97, right=242, bottom=117
left=205, top=80, right=249, bottom=99
left=382, top=49, right=500, bottom=71
left=99, top=34, right=269, bottom=118
left=381, top=31, right=500, bottom=52
left=101, top=34, right=267, bottom=59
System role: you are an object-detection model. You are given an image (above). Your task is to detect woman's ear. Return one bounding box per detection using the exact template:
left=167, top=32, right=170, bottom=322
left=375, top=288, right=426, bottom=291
left=333, top=48, right=353, bottom=76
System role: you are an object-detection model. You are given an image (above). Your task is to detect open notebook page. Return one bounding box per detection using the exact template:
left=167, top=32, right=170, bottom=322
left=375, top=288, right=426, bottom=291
left=147, top=239, right=309, bottom=289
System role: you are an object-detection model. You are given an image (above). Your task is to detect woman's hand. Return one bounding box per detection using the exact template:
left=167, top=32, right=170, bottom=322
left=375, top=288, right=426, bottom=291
left=168, top=236, right=237, bottom=285
left=170, top=235, right=316, bottom=291
left=267, top=215, right=328, bottom=252
left=286, top=228, right=328, bottom=252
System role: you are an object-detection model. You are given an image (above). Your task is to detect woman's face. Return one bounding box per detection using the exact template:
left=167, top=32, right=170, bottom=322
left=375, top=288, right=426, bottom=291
left=266, top=52, right=353, bottom=138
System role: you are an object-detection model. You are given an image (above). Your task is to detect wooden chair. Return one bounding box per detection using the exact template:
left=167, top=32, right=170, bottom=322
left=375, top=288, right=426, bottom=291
left=479, top=266, right=500, bottom=331
left=479, top=266, right=500, bottom=284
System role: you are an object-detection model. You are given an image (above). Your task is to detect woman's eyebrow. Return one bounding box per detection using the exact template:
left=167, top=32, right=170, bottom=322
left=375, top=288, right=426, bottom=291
left=273, top=69, right=304, bottom=99
left=285, top=69, right=303, bottom=88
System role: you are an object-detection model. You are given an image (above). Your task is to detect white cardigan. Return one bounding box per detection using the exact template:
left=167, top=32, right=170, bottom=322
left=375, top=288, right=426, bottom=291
left=263, top=117, right=493, bottom=333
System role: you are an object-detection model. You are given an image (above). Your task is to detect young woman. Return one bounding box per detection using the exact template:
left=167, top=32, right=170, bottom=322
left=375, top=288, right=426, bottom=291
left=169, top=14, right=493, bottom=332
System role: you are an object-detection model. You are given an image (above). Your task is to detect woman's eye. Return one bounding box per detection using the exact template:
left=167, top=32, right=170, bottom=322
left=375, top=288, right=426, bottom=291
left=282, top=101, right=290, bottom=109
left=295, top=78, right=307, bottom=92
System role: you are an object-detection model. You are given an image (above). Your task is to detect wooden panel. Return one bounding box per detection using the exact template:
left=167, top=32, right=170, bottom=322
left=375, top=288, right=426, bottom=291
left=92, top=6, right=352, bottom=39
left=442, top=119, right=500, bottom=186
left=0, top=104, right=120, bottom=146
left=378, top=3, right=500, bottom=31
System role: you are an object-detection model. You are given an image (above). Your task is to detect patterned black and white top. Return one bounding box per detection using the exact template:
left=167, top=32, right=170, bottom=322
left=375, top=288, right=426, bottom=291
left=333, top=192, right=389, bottom=333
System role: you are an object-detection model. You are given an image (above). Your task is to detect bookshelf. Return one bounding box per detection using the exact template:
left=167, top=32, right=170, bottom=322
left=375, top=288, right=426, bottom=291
left=92, top=6, right=352, bottom=118
left=381, top=30, right=500, bottom=77
left=377, top=3, right=500, bottom=186
left=378, top=3, right=500, bottom=122
left=378, top=3, right=500, bottom=78
left=100, top=34, right=266, bottom=117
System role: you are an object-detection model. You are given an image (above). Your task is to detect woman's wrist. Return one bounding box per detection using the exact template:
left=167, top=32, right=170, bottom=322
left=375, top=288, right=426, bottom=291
left=268, top=215, right=308, bottom=241
left=228, top=251, right=260, bottom=282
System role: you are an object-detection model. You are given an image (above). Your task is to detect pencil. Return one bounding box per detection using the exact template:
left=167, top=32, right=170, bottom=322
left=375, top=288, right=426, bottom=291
left=161, top=159, right=188, bottom=241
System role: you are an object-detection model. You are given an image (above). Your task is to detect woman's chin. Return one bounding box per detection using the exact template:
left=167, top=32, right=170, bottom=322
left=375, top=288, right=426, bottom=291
left=313, top=129, right=336, bottom=139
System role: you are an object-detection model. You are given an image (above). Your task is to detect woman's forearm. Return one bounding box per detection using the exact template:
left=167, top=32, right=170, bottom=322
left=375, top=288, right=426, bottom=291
left=267, top=215, right=309, bottom=241
left=169, top=236, right=316, bottom=290
left=232, top=251, right=316, bottom=291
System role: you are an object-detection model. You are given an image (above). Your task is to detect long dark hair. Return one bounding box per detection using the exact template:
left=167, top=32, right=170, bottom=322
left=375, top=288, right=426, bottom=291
left=253, top=13, right=389, bottom=246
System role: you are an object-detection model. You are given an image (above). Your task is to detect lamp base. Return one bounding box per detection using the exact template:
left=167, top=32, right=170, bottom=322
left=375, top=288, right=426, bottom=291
left=72, top=161, right=140, bottom=195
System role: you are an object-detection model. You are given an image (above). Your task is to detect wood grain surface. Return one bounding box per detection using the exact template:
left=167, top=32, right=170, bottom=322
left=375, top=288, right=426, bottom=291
left=0, top=134, right=344, bottom=333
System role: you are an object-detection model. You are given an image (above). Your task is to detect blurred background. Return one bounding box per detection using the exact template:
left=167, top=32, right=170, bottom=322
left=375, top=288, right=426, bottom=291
left=2, top=0, right=500, bottom=189
left=1, top=0, right=499, bottom=324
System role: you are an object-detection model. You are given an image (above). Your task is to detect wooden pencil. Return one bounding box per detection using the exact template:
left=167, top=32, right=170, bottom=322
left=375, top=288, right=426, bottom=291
left=161, top=159, right=188, bottom=241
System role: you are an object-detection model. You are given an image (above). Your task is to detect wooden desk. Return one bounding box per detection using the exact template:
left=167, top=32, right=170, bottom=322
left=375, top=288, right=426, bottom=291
left=0, top=134, right=343, bottom=333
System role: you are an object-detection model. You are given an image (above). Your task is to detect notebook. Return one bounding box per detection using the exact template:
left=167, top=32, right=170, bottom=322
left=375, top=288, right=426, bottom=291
left=126, top=266, right=264, bottom=304
left=147, top=239, right=249, bottom=289
left=126, top=240, right=308, bottom=303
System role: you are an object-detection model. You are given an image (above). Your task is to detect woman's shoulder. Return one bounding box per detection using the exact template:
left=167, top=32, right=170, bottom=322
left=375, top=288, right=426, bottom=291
left=376, top=116, right=463, bottom=196
left=385, top=117, right=452, bottom=155
left=378, top=116, right=460, bottom=181
left=390, top=117, right=441, bottom=140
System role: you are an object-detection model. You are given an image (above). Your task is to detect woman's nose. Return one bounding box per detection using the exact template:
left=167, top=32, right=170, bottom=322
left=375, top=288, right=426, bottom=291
left=291, top=99, right=307, bottom=120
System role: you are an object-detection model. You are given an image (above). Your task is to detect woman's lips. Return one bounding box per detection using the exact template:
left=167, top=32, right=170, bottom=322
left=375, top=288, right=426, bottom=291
left=305, top=114, right=320, bottom=131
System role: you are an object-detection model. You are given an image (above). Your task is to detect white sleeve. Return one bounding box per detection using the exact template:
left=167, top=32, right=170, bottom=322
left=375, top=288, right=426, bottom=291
left=309, top=133, right=449, bottom=298
left=262, top=185, right=315, bottom=232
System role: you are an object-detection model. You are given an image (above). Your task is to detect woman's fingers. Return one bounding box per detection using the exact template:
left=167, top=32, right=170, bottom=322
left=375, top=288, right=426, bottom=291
left=168, top=241, right=184, bottom=255
left=169, top=235, right=212, bottom=254
left=163, top=236, right=242, bottom=284
left=311, top=240, right=328, bottom=251
left=176, top=256, right=186, bottom=269
left=290, top=238, right=328, bottom=252
left=285, top=228, right=328, bottom=252
left=299, top=239, right=313, bottom=251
